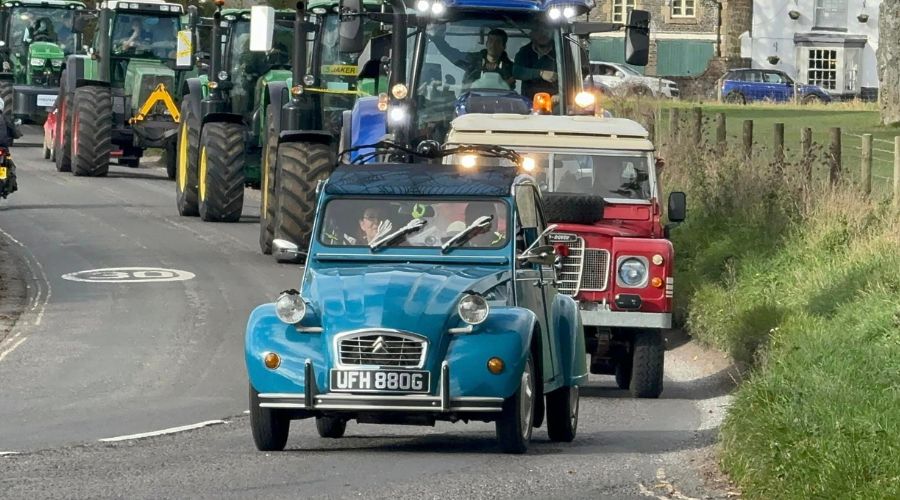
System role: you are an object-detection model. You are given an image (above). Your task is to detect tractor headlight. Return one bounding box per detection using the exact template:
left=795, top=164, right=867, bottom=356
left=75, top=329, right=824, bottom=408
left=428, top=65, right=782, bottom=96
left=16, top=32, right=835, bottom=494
left=458, top=294, right=489, bottom=325
left=617, top=257, right=649, bottom=287
left=30, top=58, right=45, bottom=67
left=217, top=70, right=229, bottom=81
left=50, top=59, right=63, bottom=67
left=388, top=105, right=407, bottom=123
left=275, top=292, right=306, bottom=324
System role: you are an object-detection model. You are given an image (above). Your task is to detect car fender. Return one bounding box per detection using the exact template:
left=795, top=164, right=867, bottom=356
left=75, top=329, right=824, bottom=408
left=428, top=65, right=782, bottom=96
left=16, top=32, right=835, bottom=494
left=550, top=293, right=589, bottom=387
left=349, top=96, right=386, bottom=163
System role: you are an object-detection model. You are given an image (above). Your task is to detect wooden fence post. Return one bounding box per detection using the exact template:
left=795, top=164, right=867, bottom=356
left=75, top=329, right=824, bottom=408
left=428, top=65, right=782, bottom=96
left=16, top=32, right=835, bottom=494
left=669, top=108, right=680, bottom=144
left=742, top=120, right=753, bottom=158
left=774, top=123, right=785, bottom=171
left=716, top=113, right=726, bottom=154
left=894, top=136, right=900, bottom=209
left=829, top=127, right=842, bottom=185
left=692, top=106, right=702, bottom=142
left=801, top=128, right=813, bottom=183
left=861, top=134, right=872, bottom=195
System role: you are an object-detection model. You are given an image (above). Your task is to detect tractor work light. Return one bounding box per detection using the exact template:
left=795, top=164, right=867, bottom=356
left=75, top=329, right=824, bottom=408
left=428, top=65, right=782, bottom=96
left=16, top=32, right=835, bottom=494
left=388, top=106, right=407, bottom=123
left=574, top=91, right=595, bottom=109
left=416, top=0, right=445, bottom=15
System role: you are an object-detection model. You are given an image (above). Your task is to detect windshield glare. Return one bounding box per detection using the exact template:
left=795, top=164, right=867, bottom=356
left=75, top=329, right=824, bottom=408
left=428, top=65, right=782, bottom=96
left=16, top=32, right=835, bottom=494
left=11, top=7, right=81, bottom=54
left=320, top=198, right=509, bottom=249
left=111, top=13, right=180, bottom=60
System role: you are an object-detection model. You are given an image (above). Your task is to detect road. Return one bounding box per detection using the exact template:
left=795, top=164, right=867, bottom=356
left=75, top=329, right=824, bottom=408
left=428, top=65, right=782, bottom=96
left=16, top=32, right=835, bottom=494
left=0, top=132, right=733, bottom=499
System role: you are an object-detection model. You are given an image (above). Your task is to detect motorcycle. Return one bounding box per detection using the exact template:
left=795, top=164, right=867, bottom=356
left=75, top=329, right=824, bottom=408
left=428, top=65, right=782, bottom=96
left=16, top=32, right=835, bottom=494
left=0, top=145, right=16, bottom=199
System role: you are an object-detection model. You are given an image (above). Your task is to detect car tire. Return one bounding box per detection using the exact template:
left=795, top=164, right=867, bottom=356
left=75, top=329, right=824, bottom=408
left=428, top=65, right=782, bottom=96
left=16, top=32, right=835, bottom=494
left=545, top=385, right=579, bottom=442
left=176, top=99, right=200, bottom=217
left=495, top=354, right=535, bottom=454
left=71, top=85, right=113, bottom=177
left=801, top=94, right=824, bottom=105
left=725, top=92, right=746, bottom=105
left=542, top=193, right=605, bottom=224
left=198, top=121, right=245, bottom=222
left=629, top=329, right=664, bottom=398
left=273, top=141, right=334, bottom=250
left=249, top=384, right=290, bottom=451
left=258, top=104, right=279, bottom=254
left=315, top=416, right=347, bottom=438
left=614, top=360, right=632, bottom=390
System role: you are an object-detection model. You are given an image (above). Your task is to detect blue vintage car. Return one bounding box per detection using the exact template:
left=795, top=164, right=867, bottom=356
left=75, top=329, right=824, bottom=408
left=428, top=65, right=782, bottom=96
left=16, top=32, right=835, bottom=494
left=244, top=161, right=588, bottom=453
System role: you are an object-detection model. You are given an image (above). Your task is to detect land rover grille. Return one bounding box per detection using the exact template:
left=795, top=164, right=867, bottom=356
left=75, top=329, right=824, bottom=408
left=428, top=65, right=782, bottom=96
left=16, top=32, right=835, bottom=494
left=553, top=234, right=610, bottom=296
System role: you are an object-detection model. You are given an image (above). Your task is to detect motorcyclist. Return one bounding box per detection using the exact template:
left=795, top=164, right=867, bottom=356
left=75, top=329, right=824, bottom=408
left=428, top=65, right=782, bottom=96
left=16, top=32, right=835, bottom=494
left=0, top=99, right=22, bottom=198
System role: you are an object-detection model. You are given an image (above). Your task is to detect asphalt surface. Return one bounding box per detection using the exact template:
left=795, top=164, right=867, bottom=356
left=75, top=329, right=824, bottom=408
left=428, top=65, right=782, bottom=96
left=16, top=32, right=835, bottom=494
left=0, top=132, right=733, bottom=499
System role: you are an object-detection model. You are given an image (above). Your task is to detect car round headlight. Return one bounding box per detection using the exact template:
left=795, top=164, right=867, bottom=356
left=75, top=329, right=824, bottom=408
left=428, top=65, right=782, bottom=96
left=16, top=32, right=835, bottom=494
left=618, top=258, right=648, bottom=287
left=275, top=292, right=306, bottom=324
left=458, top=294, right=489, bottom=325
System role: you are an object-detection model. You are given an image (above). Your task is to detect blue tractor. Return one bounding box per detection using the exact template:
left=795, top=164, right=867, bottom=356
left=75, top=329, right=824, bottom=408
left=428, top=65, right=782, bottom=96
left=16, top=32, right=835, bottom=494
left=262, top=0, right=650, bottom=251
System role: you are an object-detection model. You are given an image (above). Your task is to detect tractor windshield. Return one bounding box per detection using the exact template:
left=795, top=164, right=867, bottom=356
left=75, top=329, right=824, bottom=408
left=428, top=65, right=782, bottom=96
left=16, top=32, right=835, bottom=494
left=110, top=12, right=181, bottom=61
left=10, top=6, right=82, bottom=54
left=228, top=19, right=293, bottom=116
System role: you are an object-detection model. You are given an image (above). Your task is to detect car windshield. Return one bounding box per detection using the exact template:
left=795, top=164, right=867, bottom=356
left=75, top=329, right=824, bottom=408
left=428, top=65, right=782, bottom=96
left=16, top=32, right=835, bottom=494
left=10, top=6, right=81, bottom=54
left=616, top=64, right=641, bottom=76
left=111, top=13, right=181, bottom=60
left=319, top=198, right=509, bottom=249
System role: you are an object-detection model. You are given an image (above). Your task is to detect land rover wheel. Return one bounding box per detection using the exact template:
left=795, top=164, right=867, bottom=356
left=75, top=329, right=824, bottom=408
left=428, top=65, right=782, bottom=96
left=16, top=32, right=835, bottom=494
left=545, top=385, right=579, bottom=442
left=273, top=141, right=334, bottom=249
left=71, top=85, right=112, bottom=177
left=542, top=193, right=606, bottom=224
left=315, top=416, right=347, bottom=438
left=615, top=360, right=632, bottom=390
left=198, top=121, right=245, bottom=222
left=249, top=384, right=290, bottom=451
left=258, top=104, right=278, bottom=254
left=175, top=99, right=200, bottom=216
left=496, top=354, right=535, bottom=454
left=629, top=329, right=664, bottom=398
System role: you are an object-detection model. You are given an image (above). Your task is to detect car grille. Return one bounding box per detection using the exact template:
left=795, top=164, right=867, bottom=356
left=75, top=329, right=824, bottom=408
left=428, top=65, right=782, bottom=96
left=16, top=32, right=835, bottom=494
left=552, top=233, right=610, bottom=296
left=338, top=331, right=427, bottom=368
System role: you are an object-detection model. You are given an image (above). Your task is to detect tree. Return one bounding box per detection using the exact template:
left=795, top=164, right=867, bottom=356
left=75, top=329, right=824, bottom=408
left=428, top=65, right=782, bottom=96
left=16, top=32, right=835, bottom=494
left=877, top=0, right=900, bottom=126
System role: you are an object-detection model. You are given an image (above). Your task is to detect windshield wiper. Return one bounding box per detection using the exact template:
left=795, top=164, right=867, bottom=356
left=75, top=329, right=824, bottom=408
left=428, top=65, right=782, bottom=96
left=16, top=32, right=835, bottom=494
left=441, top=215, right=493, bottom=253
left=369, top=218, right=427, bottom=251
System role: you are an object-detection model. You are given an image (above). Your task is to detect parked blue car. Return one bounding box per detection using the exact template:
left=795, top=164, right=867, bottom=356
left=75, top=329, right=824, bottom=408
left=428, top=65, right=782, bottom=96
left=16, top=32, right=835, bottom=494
left=718, top=69, right=832, bottom=104
left=244, top=160, right=588, bottom=454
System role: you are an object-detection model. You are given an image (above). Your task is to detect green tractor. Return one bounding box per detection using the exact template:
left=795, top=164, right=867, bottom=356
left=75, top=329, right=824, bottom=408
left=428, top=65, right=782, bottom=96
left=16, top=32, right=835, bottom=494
left=0, top=0, right=86, bottom=123
left=251, top=0, right=385, bottom=253
left=54, top=0, right=194, bottom=177
left=174, top=5, right=295, bottom=222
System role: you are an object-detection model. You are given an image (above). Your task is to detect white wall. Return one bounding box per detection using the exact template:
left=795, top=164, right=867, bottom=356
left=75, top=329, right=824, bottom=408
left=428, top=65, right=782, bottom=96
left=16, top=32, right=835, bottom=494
left=750, top=0, right=881, bottom=90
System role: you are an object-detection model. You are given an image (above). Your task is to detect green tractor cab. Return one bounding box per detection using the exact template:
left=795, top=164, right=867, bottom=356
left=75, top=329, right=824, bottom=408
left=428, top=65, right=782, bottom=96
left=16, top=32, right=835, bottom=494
left=54, top=0, right=195, bottom=177
left=0, top=0, right=86, bottom=123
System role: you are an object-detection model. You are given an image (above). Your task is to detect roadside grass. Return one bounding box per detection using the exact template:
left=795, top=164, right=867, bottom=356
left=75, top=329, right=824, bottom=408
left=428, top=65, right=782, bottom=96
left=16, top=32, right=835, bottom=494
left=656, top=128, right=900, bottom=497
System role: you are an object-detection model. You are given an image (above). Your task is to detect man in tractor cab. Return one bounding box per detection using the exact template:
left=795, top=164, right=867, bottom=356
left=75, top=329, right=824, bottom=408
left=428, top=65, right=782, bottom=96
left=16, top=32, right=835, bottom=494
left=428, top=27, right=515, bottom=90
left=513, top=25, right=558, bottom=100
left=24, top=17, right=57, bottom=44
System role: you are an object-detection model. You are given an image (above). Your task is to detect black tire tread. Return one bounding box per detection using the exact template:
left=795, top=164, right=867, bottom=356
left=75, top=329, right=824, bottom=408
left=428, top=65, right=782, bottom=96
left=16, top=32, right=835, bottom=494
left=630, top=330, right=664, bottom=398
left=273, top=142, right=334, bottom=248
left=495, top=355, right=534, bottom=454
left=315, top=417, right=347, bottom=438
left=55, top=75, right=72, bottom=173
left=258, top=104, right=278, bottom=254
left=72, top=86, right=112, bottom=177
left=249, top=385, right=289, bottom=451
left=199, top=122, right=245, bottom=222
left=175, top=99, right=200, bottom=216
left=545, top=385, right=578, bottom=442
left=0, top=80, right=12, bottom=122
left=542, top=193, right=606, bottom=224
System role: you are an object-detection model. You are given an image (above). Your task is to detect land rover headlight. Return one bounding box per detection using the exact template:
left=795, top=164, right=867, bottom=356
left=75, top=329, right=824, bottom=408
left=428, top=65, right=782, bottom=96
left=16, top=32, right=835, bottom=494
left=458, top=294, right=489, bottom=325
left=617, top=257, right=648, bottom=287
left=30, top=58, right=45, bottom=67
left=275, top=292, right=306, bottom=324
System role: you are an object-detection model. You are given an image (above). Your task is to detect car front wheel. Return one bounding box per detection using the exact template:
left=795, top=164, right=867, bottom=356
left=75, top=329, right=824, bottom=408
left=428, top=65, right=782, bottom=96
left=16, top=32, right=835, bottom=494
left=546, top=384, right=579, bottom=442
left=249, top=384, right=290, bottom=451
left=496, top=354, right=535, bottom=454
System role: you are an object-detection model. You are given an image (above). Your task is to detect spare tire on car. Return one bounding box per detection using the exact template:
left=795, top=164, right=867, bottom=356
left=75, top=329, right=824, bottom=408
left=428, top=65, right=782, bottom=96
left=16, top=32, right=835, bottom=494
left=541, top=193, right=605, bottom=224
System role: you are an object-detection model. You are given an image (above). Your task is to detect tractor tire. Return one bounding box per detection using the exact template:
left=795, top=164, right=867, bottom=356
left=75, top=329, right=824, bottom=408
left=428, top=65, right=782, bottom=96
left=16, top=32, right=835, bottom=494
left=273, top=142, right=334, bottom=249
left=258, top=104, right=278, bottom=254
left=0, top=80, right=13, bottom=123
left=249, top=384, right=289, bottom=451
left=164, top=140, right=177, bottom=180
left=71, top=85, right=112, bottom=177
left=542, top=193, right=606, bottom=224
left=54, top=76, right=72, bottom=173
left=43, top=142, right=51, bottom=159
left=628, top=329, right=664, bottom=398
left=545, top=385, right=579, bottom=442
left=175, top=99, right=200, bottom=216
left=198, top=121, right=245, bottom=222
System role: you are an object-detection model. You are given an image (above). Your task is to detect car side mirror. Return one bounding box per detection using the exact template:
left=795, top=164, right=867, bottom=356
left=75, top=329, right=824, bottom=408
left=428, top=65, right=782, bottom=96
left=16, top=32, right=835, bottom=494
left=340, top=0, right=365, bottom=53
left=624, top=10, right=650, bottom=66
left=517, top=244, right=556, bottom=267
left=668, top=191, right=686, bottom=223
left=273, top=238, right=305, bottom=263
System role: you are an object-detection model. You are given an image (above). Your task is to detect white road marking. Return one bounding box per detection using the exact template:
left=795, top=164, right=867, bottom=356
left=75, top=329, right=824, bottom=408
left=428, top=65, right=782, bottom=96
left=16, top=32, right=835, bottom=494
left=0, top=451, right=20, bottom=457
left=62, top=267, right=195, bottom=284
left=98, top=419, right=227, bottom=442
left=0, top=227, right=51, bottom=362
left=0, top=337, right=27, bottom=363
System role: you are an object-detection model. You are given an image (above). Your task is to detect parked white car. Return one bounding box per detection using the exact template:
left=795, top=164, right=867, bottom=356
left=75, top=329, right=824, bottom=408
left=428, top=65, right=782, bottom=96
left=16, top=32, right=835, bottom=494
left=586, top=61, right=679, bottom=98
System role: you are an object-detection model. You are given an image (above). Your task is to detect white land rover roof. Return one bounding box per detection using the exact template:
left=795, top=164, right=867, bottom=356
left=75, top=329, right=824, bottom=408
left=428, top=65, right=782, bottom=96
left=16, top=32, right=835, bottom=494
left=447, top=114, right=655, bottom=152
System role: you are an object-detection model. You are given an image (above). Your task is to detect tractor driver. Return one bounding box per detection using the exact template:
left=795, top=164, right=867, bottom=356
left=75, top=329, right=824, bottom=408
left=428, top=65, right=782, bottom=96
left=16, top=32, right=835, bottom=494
left=428, top=27, right=515, bottom=90
left=117, top=18, right=151, bottom=52
left=513, top=25, right=558, bottom=100
left=24, top=17, right=57, bottom=44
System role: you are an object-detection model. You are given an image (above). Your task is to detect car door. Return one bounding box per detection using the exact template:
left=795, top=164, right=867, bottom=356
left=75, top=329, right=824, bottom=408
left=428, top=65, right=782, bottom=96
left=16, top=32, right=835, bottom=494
left=513, top=184, right=559, bottom=382
left=762, top=71, right=791, bottom=101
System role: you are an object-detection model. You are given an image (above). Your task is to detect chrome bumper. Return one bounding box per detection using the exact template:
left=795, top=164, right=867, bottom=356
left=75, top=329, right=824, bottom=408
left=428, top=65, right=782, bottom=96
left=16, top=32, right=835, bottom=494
left=258, top=360, right=503, bottom=413
left=580, top=309, right=672, bottom=329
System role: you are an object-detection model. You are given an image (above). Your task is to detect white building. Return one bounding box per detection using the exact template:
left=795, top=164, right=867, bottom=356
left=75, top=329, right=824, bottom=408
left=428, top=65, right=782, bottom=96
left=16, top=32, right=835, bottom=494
left=743, top=0, right=881, bottom=99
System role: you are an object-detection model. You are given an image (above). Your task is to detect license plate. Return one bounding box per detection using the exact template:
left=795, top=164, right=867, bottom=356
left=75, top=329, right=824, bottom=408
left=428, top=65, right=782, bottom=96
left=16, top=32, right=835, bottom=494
left=37, top=94, right=56, bottom=107
left=330, top=369, right=430, bottom=394
left=0, top=166, right=6, bottom=180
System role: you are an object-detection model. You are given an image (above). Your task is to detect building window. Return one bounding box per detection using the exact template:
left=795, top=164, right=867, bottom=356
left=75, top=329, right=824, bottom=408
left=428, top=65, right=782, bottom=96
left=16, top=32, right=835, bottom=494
left=612, top=0, right=635, bottom=23
left=814, top=0, right=847, bottom=30
left=671, top=0, right=696, bottom=18
left=807, top=49, right=838, bottom=91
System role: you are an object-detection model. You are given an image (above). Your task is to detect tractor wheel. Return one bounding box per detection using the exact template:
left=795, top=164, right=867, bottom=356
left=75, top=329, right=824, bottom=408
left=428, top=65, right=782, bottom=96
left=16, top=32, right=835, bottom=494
left=198, top=121, right=245, bottom=222
left=273, top=142, right=334, bottom=249
left=258, top=104, right=278, bottom=254
left=0, top=80, right=13, bottom=123
left=164, top=140, right=177, bottom=180
left=71, top=85, right=112, bottom=177
left=54, top=76, right=72, bottom=173
left=175, top=99, right=200, bottom=216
